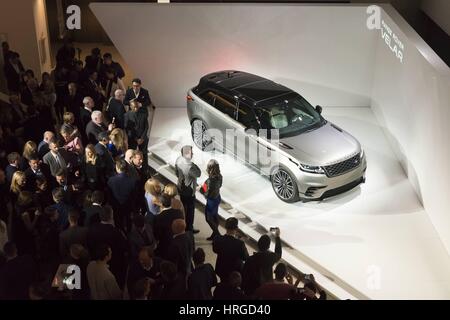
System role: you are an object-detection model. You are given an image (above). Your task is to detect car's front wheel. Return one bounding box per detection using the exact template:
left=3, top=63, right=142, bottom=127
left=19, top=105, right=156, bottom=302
left=271, top=167, right=300, bottom=203
left=191, top=119, right=213, bottom=151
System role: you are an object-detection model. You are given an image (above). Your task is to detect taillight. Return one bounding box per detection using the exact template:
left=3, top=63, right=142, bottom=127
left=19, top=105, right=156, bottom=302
left=187, top=95, right=193, bottom=101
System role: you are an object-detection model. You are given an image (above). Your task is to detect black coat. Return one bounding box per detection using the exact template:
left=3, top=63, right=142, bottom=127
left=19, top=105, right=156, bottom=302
left=167, top=232, right=195, bottom=277
left=82, top=204, right=103, bottom=227
left=95, top=143, right=115, bottom=177
left=124, top=108, right=149, bottom=143
left=107, top=173, right=137, bottom=206
left=106, top=98, right=126, bottom=129
left=124, top=88, right=152, bottom=108
left=212, top=234, right=249, bottom=281
left=5, top=164, right=18, bottom=186
left=59, top=225, right=88, bottom=258
left=187, top=263, right=217, bottom=300
left=127, top=257, right=162, bottom=299
left=86, top=223, right=128, bottom=287
left=64, top=92, right=84, bottom=125
left=85, top=121, right=106, bottom=145
left=241, top=237, right=282, bottom=295
left=24, top=163, right=52, bottom=192
left=153, top=208, right=184, bottom=259
left=0, top=255, right=36, bottom=300
left=79, top=108, right=92, bottom=133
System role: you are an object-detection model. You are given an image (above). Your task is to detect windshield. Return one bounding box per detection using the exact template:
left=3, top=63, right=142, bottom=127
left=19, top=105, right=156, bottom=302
left=255, top=95, right=324, bottom=138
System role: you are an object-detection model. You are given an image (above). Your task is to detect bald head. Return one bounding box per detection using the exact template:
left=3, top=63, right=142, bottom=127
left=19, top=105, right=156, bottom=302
left=114, top=89, right=124, bottom=102
left=43, top=131, right=54, bottom=143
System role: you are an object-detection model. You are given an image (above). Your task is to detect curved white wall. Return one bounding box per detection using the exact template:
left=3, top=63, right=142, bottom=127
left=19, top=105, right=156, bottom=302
left=91, top=3, right=377, bottom=108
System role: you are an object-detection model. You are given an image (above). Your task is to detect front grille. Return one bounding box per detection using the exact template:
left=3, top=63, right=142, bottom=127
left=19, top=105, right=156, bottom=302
left=323, top=154, right=361, bottom=178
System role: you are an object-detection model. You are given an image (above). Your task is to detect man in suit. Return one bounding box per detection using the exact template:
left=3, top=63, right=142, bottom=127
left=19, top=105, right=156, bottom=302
left=100, top=53, right=125, bottom=81
left=85, top=110, right=113, bottom=145
left=153, top=194, right=184, bottom=259
left=127, top=246, right=163, bottom=300
left=0, top=242, right=36, bottom=300
left=188, top=248, right=217, bottom=300
left=241, top=231, right=282, bottom=296
left=83, top=190, right=104, bottom=226
left=65, top=83, right=84, bottom=126
left=167, top=219, right=194, bottom=279
left=37, top=131, right=55, bottom=159
left=43, top=138, right=68, bottom=177
left=107, top=159, right=137, bottom=232
left=59, top=209, right=88, bottom=259
left=80, top=97, right=94, bottom=133
left=175, top=145, right=201, bottom=234
left=213, top=218, right=249, bottom=282
left=3, top=52, right=25, bottom=93
left=95, top=131, right=115, bottom=178
left=106, top=89, right=127, bottom=129
left=83, top=70, right=105, bottom=110
left=124, top=78, right=153, bottom=109
left=24, top=154, right=51, bottom=191
left=128, top=214, right=155, bottom=259
left=5, top=152, right=20, bottom=186
left=87, top=205, right=128, bottom=289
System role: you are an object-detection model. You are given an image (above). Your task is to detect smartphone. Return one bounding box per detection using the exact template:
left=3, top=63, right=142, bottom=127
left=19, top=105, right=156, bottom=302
left=270, top=227, right=279, bottom=233
left=112, top=117, right=115, bottom=124
left=304, top=274, right=311, bottom=281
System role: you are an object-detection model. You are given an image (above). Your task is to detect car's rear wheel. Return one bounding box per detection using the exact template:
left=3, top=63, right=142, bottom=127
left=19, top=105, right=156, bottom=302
left=271, top=167, right=300, bottom=203
left=191, top=119, right=213, bottom=151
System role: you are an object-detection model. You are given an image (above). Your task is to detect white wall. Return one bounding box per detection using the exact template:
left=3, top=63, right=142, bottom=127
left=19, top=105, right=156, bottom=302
left=91, top=3, right=377, bottom=108
left=0, top=0, right=51, bottom=91
left=421, top=0, right=450, bottom=35
left=371, top=5, right=450, bottom=254
left=33, top=0, right=52, bottom=73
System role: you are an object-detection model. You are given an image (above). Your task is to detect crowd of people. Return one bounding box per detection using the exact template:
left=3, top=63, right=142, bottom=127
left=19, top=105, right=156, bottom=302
left=0, top=40, right=326, bottom=300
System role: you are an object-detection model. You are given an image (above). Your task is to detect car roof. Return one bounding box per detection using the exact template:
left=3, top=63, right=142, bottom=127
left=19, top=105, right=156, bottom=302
left=199, top=70, right=296, bottom=106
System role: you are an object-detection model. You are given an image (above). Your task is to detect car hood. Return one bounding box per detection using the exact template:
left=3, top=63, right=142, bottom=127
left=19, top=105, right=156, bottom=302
left=278, top=122, right=361, bottom=166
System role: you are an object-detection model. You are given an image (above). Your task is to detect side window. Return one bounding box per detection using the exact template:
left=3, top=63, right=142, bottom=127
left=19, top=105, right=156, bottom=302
left=199, top=90, right=216, bottom=105
left=236, top=102, right=258, bottom=128
left=214, top=93, right=237, bottom=118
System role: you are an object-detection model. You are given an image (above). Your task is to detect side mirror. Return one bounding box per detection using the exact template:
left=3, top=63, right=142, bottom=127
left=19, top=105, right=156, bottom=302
left=315, top=105, right=323, bottom=115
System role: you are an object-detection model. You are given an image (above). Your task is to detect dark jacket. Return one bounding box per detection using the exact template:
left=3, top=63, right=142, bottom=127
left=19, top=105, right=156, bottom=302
left=241, top=237, right=282, bottom=295
left=124, top=108, right=149, bottom=143
left=59, top=225, right=88, bottom=258
left=95, top=142, right=115, bottom=178
left=124, top=88, right=152, bottom=108
left=187, top=263, right=217, bottom=300
left=128, top=224, right=155, bottom=258
left=85, top=121, right=107, bottom=145
left=106, top=98, right=126, bottom=129
left=107, top=173, right=137, bottom=206
left=79, top=108, right=92, bottom=133
left=82, top=204, right=103, bottom=227
left=167, top=232, right=195, bottom=277
left=213, top=234, right=249, bottom=281
left=86, top=222, right=128, bottom=287
left=24, top=163, right=52, bottom=191
left=200, top=174, right=222, bottom=199
left=213, top=283, right=247, bottom=300
left=153, top=208, right=184, bottom=259
left=127, top=257, right=162, bottom=299
left=0, top=255, right=36, bottom=300
left=5, top=164, right=18, bottom=186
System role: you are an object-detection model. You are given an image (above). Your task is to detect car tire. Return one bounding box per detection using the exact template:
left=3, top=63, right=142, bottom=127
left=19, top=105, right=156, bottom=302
left=271, top=167, right=300, bottom=203
left=191, top=119, right=213, bottom=151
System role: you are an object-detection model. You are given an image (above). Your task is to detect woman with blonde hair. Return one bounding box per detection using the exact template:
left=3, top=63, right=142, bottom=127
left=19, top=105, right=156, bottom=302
left=144, top=178, right=162, bottom=224
left=163, top=183, right=185, bottom=218
left=108, top=128, right=128, bottom=158
left=200, top=159, right=223, bottom=240
left=10, top=171, right=27, bottom=207
left=23, top=141, right=38, bottom=160
left=80, top=144, right=105, bottom=190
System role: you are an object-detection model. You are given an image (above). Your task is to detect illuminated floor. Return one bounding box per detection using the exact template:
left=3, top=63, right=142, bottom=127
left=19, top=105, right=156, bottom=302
left=149, top=106, right=450, bottom=299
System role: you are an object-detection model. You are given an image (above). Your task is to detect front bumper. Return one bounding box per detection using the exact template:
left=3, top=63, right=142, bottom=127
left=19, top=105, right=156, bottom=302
left=296, top=156, right=367, bottom=200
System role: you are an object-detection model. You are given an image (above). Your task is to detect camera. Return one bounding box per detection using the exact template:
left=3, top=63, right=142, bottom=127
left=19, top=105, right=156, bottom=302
left=270, top=227, right=279, bottom=233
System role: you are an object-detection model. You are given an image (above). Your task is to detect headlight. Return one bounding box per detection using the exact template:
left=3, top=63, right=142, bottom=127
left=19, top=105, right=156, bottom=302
left=299, top=163, right=325, bottom=174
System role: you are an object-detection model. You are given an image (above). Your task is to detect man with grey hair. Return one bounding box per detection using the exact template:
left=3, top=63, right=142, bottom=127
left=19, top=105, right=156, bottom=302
left=106, top=89, right=127, bottom=129
left=85, top=110, right=114, bottom=144
left=38, top=131, right=55, bottom=159
left=175, top=145, right=201, bottom=234
left=80, top=96, right=95, bottom=132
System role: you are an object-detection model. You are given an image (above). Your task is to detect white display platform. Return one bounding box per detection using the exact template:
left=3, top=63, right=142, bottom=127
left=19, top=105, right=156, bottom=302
left=149, top=107, right=450, bottom=300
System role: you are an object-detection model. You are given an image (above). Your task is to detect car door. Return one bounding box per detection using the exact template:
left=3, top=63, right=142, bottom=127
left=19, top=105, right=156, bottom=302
left=209, top=91, right=240, bottom=153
